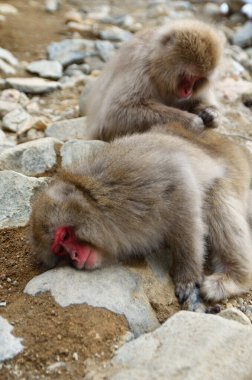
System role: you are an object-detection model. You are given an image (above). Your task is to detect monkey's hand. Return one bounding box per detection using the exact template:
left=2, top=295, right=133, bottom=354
left=196, top=106, right=219, bottom=129
left=179, top=113, right=205, bottom=133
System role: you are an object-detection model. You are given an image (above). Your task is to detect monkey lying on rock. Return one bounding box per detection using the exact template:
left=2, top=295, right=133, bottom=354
left=30, top=124, right=252, bottom=311
left=85, top=20, right=223, bottom=141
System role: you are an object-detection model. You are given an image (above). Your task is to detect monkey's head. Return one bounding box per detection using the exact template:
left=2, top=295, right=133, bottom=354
left=151, top=20, right=224, bottom=99
left=30, top=180, right=114, bottom=270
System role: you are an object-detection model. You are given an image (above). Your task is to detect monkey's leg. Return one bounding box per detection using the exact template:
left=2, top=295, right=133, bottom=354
left=202, top=189, right=252, bottom=301
left=166, top=180, right=208, bottom=312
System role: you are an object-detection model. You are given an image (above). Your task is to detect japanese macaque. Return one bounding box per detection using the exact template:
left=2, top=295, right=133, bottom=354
left=84, top=20, right=224, bottom=141
left=30, top=124, right=252, bottom=311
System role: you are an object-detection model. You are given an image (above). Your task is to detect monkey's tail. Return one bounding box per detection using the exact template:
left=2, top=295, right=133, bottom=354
left=201, top=273, right=250, bottom=302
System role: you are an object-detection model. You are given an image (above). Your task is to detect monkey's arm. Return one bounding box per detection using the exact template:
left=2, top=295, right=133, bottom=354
left=187, top=91, right=219, bottom=129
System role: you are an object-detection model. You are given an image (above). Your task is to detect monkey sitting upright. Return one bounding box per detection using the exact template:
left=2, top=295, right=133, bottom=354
left=30, top=125, right=252, bottom=311
left=84, top=20, right=223, bottom=141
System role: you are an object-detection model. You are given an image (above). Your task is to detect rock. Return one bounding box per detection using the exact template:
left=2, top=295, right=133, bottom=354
left=45, top=0, right=59, bottom=13
left=0, top=170, right=50, bottom=228
left=0, top=4, right=18, bottom=15
left=232, top=21, right=252, bottom=48
left=65, top=10, right=83, bottom=24
left=219, top=307, right=251, bottom=326
left=61, top=139, right=107, bottom=168
left=93, top=311, right=252, bottom=380
left=241, top=4, right=252, bottom=19
left=95, top=40, right=116, bottom=62
left=0, top=100, right=21, bottom=117
left=0, top=88, right=29, bottom=106
left=24, top=266, right=159, bottom=336
left=0, top=137, right=61, bottom=176
left=216, top=77, right=252, bottom=102
left=64, top=63, right=91, bottom=76
left=59, top=73, right=86, bottom=88
left=79, top=77, right=97, bottom=116
left=100, top=14, right=134, bottom=29
left=2, top=108, right=33, bottom=133
left=66, top=22, right=97, bottom=38
left=6, top=77, right=61, bottom=94
left=0, top=59, right=16, bottom=75
left=26, top=60, right=63, bottom=79
left=0, top=316, right=23, bottom=362
left=97, top=26, right=132, bottom=42
left=0, top=78, right=6, bottom=90
left=46, top=117, right=88, bottom=141
left=47, top=39, right=95, bottom=67
left=0, top=47, right=18, bottom=66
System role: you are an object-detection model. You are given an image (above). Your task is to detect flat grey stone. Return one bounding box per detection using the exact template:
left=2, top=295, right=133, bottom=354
left=101, top=311, right=252, bottom=380
left=0, top=170, right=50, bottom=228
left=24, top=266, right=159, bottom=336
left=98, top=26, right=132, bottom=42
left=46, top=117, right=88, bottom=141
left=6, top=77, right=60, bottom=94
left=0, top=47, right=18, bottom=67
left=219, top=307, right=251, bottom=326
left=0, top=316, right=23, bottom=362
left=0, top=137, right=62, bottom=176
left=95, top=40, right=116, bottom=62
left=47, top=39, right=95, bottom=66
left=232, top=21, right=252, bottom=48
left=2, top=108, right=32, bottom=133
left=0, top=58, right=16, bottom=75
left=26, top=60, right=63, bottom=79
left=61, top=139, right=107, bottom=168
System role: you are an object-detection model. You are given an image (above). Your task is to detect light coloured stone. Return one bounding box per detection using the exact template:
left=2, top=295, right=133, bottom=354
left=0, top=316, right=23, bottom=362
left=219, top=307, right=251, bottom=326
left=0, top=170, right=50, bottom=228
left=232, top=21, right=252, bottom=48
left=0, top=47, right=18, bottom=66
left=24, top=266, right=160, bottom=336
left=2, top=108, right=33, bottom=133
left=98, top=26, right=132, bottom=42
left=26, top=60, right=63, bottom=79
left=45, top=0, right=59, bottom=13
left=93, top=311, right=252, bottom=380
left=0, top=100, right=20, bottom=117
left=6, top=77, right=60, bottom=94
left=0, top=137, right=61, bottom=176
left=0, top=59, right=16, bottom=75
left=47, top=39, right=95, bottom=66
left=46, top=117, right=88, bottom=141
left=61, top=139, right=106, bottom=168
left=95, top=40, right=115, bottom=61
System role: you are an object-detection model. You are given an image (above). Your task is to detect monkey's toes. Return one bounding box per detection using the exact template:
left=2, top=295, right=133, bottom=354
left=198, top=107, right=219, bottom=128
left=175, top=281, right=200, bottom=305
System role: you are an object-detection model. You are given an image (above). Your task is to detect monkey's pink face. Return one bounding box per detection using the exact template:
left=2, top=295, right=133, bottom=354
left=51, top=226, right=103, bottom=270
left=176, top=73, right=202, bottom=99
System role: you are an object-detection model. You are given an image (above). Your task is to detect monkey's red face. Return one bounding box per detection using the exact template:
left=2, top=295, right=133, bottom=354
left=51, top=226, right=101, bottom=270
left=176, top=74, right=201, bottom=99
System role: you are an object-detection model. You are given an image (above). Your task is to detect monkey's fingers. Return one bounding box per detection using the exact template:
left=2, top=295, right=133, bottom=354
left=205, top=304, right=221, bottom=314
left=198, top=107, right=219, bottom=128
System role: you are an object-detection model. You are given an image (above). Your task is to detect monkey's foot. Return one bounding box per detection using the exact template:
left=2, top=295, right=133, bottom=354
left=175, top=282, right=220, bottom=313
left=198, top=107, right=219, bottom=128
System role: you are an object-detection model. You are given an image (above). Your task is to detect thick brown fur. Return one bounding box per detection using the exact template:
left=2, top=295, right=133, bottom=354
left=30, top=126, right=252, bottom=309
left=84, top=20, right=223, bottom=141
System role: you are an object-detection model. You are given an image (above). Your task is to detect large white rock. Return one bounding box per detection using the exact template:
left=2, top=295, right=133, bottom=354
left=46, top=117, right=88, bottom=141
left=0, top=170, right=50, bottom=228
left=2, top=108, right=32, bottom=133
left=0, top=137, right=62, bottom=176
left=26, top=60, right=63, bottom=79
left=94, top=311, right=252, bottom=380
left=0, top=316, right=23, bottom=362
left=6, top=77, right=60, bottom=94
left=24, top=266, right=160, bottom=336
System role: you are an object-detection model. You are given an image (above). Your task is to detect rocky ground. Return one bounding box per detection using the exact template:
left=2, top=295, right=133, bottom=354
left=1, top=0, right=252, bottom=379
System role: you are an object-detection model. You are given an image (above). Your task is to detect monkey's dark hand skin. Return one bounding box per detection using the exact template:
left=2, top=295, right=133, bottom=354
left=30, top=126, right=252, bottom=308
left=197, top=106, right=219, bottom=128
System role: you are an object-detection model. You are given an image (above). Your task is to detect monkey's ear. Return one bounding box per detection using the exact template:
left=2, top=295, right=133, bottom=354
left=160, top=32, right=175, bottom=46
